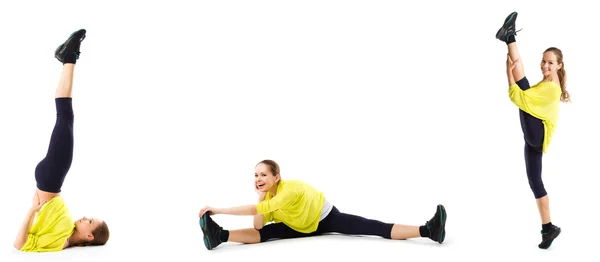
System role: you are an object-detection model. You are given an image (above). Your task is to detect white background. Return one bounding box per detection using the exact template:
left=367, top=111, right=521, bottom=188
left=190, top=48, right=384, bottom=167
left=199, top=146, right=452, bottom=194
left=0, top=0, right=598, bottom=261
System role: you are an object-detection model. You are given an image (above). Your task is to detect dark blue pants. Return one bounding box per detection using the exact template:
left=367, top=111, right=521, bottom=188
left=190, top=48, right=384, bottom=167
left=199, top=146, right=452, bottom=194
left=259, top=206, right=395, bottom=242
left=34, top=98, right=74, bottom=193
left=516, top=77, right=547, bottom=199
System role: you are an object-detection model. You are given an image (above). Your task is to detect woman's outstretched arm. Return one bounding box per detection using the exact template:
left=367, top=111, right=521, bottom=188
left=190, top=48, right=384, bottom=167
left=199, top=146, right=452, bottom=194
left=199, top=189, right=291, bottom=218
left=199, top=205, right=258, bottom=217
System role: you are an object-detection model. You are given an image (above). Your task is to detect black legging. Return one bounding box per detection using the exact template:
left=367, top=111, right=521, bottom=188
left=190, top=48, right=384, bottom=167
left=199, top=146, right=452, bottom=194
left=516, top=77, right=547, bottom=199
left=34, top=98, right=74, bottom=193
left=259, top=206, right=394, bottom=242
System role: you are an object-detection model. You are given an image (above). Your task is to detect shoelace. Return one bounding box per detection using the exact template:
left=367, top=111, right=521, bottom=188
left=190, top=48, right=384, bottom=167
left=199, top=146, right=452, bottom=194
left=505, top=28, right=523, bottom=41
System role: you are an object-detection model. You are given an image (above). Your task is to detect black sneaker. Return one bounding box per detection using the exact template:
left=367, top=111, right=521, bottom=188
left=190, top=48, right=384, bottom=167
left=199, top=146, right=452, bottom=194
left=495, top=11, right=521, bottom=42
left=199, top=213, right=223, bottom=250
left=425, top=204, right=447, bottom=243
left=55, top=29, right=86, bottom=64
left=538, top=225, right=561, bottom=249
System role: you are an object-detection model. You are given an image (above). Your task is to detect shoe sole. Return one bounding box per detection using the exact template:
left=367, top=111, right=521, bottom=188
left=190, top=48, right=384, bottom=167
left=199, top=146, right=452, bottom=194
left=199, top=213, right=214, bottom=250
left=539, top=227, right=561, bottom=249
left=495, top=12, right=517, bottom=39
left=436, top=204, right=447, bottom=244
left=55, top=29, right=86, bottom=61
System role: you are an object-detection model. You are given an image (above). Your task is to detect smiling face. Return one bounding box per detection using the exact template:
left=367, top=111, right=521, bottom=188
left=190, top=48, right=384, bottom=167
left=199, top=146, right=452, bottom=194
left=254, top=162, right=280, bottom=193
left=74, top=216, right=104, bottom=241
left=540, top=51, right=562, bottom=78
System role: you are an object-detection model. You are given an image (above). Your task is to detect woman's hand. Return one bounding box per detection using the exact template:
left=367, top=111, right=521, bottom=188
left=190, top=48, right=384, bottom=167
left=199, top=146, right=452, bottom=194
left=255, top=184, right=266, bottom=200
left=30, top=193, right=46, bottom=213
left=199, top=206, right=219, bottom=218
left=506, top=53, right=519, bottom=72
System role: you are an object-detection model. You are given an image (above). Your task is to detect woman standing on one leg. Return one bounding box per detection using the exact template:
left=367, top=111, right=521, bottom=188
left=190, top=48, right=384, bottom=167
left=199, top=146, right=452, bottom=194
left=13, top=29, right=110, bottom=252
left=496, top=11, right=570, bottom=249
left=198, top=159, right=447, bottom=250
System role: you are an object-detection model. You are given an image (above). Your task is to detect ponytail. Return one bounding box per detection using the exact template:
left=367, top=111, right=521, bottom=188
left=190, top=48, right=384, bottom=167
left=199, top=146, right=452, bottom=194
left=545, top=47, right=570, bottom=103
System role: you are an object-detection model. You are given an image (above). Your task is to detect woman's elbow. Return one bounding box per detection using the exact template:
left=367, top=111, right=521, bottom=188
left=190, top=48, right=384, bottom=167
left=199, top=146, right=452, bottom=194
left=13, top=242, right=23, bottom=250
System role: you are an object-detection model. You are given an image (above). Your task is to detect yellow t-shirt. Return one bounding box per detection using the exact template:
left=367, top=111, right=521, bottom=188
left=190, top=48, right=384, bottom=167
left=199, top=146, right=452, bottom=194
left=508, top=80, right=562, bottom=153
left=20, top=196, right=74, bottom=252
left=256, top=179, right=325, bottom=233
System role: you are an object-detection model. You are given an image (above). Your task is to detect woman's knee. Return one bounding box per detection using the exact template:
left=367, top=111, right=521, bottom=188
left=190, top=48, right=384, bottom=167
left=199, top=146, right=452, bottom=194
left=528, top=176, right=547, bottom=198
